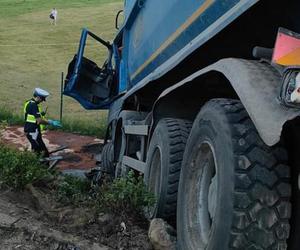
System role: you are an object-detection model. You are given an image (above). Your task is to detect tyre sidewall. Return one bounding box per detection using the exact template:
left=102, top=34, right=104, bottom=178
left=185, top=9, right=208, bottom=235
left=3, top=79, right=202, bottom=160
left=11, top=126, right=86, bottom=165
left=178, top=106, right=235, bottom=250
left=145, top=120, right=172, bottom=217
left=102, top=142, right=114, bottom=174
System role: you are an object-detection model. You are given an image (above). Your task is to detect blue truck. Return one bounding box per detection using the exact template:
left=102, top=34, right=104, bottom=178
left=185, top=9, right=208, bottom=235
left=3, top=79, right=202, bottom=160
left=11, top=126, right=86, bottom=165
left=64, top=0, right=300, bottom=249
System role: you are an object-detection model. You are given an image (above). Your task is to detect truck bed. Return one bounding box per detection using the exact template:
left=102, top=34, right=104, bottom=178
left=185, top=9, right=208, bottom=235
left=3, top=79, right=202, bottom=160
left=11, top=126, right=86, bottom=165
left=122, top=0, right=300, bottom=100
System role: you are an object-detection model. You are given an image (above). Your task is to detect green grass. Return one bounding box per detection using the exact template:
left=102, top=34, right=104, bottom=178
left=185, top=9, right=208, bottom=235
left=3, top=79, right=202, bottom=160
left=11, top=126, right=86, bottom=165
left=0, top=107, right=107, bottom=137
left=58, top=116, right=107, bottom=137
left=0, top=107, right=24, bottom=125
left=0, top=0, right=121, bottom=18
left=0, top=0, right=123, bottom=137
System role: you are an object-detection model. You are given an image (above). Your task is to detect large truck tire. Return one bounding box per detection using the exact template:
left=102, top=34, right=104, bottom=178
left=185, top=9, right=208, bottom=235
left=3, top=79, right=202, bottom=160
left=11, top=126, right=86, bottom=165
left=144, top=118, right=192, bottom=221
left=282, top=119, right=300, bottom=250
left=101, top=142, right=114, bottom=176
left=177, top=99, right=291, bottom=250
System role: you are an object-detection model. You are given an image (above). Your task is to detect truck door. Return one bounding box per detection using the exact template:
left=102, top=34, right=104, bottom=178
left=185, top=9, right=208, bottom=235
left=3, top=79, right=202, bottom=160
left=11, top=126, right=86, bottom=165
left=64, top=29, right=117, bottom=110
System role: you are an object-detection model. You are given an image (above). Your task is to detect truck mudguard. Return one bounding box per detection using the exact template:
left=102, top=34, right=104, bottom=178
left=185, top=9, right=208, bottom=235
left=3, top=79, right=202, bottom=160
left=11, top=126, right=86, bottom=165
left=153, top=58, right=300, bottom=146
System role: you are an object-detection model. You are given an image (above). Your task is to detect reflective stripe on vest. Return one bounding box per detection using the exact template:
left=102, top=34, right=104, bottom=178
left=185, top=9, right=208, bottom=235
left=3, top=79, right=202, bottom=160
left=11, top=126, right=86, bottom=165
left=24, top=100, right=36, bottom=123
left=23, top=100, right=46, bottom=130
left=38, top=104, right=46, bottom=131
left=23, top=100, right=31, bottom=114
left=26, top=114, right=36, bottom=123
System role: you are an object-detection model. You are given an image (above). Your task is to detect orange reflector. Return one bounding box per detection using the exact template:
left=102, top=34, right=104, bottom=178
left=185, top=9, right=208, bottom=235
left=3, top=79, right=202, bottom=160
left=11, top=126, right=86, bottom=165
left=272, top=28, right=300, bottom=66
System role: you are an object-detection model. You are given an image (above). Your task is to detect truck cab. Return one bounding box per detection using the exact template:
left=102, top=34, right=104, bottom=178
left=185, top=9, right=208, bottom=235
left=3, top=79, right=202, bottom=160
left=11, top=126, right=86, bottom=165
left=64, top=28, right=124, bottom=110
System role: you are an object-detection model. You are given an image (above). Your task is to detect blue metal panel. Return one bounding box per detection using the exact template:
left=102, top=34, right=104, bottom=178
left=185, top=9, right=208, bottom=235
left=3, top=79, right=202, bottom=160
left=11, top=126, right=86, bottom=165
left=123, top=0, right=258, bottom=87
left=123, top=0, right=145, bottom=28
left=128, top=0, right=206, bottom=79
left=64, top=0, right=260, bottom=110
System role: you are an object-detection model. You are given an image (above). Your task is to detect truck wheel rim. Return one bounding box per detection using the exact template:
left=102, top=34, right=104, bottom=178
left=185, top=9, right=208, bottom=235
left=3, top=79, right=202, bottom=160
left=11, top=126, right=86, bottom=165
left=187, top=141, right=217, bottom=248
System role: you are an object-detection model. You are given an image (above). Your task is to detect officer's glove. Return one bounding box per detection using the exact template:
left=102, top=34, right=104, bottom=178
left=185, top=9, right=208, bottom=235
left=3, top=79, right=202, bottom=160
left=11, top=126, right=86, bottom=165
left=48, top=119, right=62, bottom=128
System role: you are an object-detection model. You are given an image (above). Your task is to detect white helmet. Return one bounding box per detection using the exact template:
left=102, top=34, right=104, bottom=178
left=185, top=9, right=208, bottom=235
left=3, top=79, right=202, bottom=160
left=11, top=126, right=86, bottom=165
left=34, top=88, right=50, bottom=101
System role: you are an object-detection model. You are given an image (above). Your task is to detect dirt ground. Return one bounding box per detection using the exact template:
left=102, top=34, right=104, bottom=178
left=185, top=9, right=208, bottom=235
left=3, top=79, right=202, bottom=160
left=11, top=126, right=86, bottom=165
left=0, top=186, right=152, bottom=250
left=0, top=126, right=153, bottom=250
left=1, top=126, right=102, bottom=170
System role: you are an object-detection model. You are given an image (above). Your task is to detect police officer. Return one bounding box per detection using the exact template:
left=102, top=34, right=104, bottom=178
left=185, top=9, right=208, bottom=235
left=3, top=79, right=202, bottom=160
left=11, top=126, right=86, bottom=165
left=24, top=88, right=61, bottom=157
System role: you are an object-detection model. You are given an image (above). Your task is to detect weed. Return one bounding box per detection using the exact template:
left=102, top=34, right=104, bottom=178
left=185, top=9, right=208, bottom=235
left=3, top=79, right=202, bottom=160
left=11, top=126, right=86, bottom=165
left=0, top=121, right=8, bottom=143
left=0, top=144, right=51, bottom=190
left=54, top=170, right=155, bottom=216
left=97, top=171, right=156, bottom=215
left=56, top=174, right=91, bottom=205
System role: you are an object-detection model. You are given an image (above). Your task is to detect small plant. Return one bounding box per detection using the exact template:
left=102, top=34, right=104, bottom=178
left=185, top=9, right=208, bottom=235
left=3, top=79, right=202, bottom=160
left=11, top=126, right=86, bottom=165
left=0, top=108, right=24, bottom=126
left=0, top=144, right=51, bottom=190
left=97, top=171, right=156, bottom=215
left=56, top=174, right=91, bottom=205
left=0, top=121, right=8, bottom=138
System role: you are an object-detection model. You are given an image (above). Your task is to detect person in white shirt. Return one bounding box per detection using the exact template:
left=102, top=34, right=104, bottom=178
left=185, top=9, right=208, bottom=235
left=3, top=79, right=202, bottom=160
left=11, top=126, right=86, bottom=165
left=49, top=8, right=58, bottom=25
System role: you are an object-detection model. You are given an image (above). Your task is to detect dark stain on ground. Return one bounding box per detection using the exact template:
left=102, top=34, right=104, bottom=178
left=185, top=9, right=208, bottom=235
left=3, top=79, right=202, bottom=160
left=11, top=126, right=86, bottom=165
left=62, top=153, right=82, bottom=163
left=81, top=143, right=103, bottom=154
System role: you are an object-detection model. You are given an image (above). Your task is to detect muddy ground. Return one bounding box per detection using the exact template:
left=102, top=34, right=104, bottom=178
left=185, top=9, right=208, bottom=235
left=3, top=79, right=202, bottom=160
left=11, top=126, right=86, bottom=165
left=0, top=126, right=153, bottom=250
left=1, top=126, right=102, bottom=170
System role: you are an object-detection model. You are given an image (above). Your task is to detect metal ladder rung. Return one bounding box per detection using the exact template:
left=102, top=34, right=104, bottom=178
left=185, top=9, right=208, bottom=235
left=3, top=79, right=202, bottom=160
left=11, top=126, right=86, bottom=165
left=122, top=156, right=146, bottom=173
left=124, top=125, right=148, bottom=136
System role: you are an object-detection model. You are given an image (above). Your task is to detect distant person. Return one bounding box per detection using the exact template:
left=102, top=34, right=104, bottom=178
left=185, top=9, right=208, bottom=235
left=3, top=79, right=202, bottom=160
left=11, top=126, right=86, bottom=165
left=49, top=8, right=58, bottom=25
left=24, top=88, right=62, bottom=157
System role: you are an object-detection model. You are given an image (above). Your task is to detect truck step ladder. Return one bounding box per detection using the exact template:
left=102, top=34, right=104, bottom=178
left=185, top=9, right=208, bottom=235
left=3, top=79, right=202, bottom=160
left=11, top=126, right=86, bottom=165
left=122, top=124, right=149, bottom=173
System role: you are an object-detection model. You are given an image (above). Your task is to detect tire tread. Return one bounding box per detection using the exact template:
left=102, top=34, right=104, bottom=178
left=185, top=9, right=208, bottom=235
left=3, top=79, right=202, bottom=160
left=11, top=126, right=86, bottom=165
left=161, top=118, right=192, bottom=219
left=209, top=99, right=291, bottom=250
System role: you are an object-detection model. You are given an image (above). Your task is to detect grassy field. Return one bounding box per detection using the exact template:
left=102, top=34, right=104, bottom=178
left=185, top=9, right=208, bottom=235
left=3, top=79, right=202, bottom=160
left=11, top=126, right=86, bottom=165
left=0, top=0, right=123, bottom=137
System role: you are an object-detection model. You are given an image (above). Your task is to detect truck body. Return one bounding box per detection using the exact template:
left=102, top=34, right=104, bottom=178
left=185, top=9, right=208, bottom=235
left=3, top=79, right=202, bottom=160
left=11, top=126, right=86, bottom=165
left=64, top=0, right=300, bottom=249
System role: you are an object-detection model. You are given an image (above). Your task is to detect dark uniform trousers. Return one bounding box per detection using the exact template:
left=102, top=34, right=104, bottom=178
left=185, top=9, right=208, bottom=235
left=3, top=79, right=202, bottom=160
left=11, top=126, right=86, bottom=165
left=26, top=130, right=49, bottom=157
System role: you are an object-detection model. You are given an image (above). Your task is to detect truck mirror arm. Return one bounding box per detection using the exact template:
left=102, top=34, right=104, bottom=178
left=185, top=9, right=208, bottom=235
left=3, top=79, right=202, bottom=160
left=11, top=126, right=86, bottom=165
left=87, top=30, right=112, bottom=50
left=115, top=10, right=124, bottom=30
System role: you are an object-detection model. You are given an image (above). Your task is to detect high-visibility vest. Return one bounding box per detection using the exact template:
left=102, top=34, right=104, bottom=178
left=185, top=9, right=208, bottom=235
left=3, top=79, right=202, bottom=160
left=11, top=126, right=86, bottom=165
left=23, top=100, right=46, bottom=131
